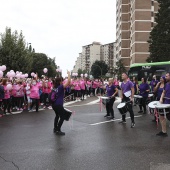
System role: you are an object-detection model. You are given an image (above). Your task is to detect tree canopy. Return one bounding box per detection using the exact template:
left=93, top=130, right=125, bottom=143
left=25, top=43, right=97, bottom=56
left=113, top=59, right=126, bottom=80
left=91, top=60, right=109, bottom=79
left=0, top=27, right=58, bottom=77
left=147, top=0, right=170, bottom=62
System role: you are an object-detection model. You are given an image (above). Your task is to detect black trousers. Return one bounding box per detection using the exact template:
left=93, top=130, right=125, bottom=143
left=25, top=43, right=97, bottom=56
left=122, top=96, right=135, bottom=123
left=106, top=98, right=115, bottom=117
left=16, top=97, right=24, bottom=108
left=30, top=98, right=39, bottom=112
left=139, top=97, right=147, bottom=112
left=81, top=90, right=85, bottom=99
left=3, top=99, right=11, bottom=113
left=52, top=104, right=65, bottom=131
left=43, top=93, right=49, bottom=106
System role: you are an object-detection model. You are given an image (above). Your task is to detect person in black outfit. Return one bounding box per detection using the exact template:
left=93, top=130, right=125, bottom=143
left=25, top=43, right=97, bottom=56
left=52, top=71, right=71, bottom=136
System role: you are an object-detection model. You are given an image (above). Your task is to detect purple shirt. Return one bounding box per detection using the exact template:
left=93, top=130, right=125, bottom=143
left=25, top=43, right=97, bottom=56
left=164, top=82, right=170, bottom=104
left=139, top=83, right=150, bottom=97
left=121, top=81, right=134, bottom=94
left=150, top=79, right=159, bottom=91
left=106, top=85, right=116, bottom=97
left=54, top=85, right=64, bottom=106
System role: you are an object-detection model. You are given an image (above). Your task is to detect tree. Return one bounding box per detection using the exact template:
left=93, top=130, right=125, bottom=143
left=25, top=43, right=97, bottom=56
left=0, top=27, right=33, bottom=73
left=31, top=53, right=57, bottom=77
left=91, top=60, right=109, bottom=79
left=113, top=59, right=126, bottom=80
left=147, top=0, right=170, bottom=62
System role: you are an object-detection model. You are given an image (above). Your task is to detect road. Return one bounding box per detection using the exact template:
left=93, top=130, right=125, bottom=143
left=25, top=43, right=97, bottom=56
left=0, top=97, right=170, bottom=170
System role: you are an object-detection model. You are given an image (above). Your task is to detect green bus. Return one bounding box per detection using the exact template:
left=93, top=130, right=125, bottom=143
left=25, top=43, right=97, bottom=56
left=128, top=61, right=170, bottom=81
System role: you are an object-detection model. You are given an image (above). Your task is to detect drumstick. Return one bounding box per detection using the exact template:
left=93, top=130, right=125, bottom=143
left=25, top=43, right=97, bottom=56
left=164, top=97, right=170, bottom=100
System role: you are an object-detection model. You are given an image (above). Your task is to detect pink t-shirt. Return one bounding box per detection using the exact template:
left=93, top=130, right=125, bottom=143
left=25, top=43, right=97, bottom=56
left=30, top=84, right=40, bottom=99
left=43, top=82, right=51, bottom=94
left=12, top=85, right=17, bottom=97
left=3, top=85, right=10, bottom=99
left=92, top=81, right=99, bottom=88
left=15, top=85, right=24, bottom=97
left=80, top=80, right=85, bottom=90
left=74, top=81, right=81, bottom=91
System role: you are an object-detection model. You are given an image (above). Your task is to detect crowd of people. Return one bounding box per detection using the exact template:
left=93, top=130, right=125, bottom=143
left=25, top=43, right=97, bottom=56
left=0, top=70, right=170, bottom=136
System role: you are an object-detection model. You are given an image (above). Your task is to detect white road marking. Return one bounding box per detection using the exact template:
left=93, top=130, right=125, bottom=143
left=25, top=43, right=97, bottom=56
left=90, top=115, right=143, bottom=126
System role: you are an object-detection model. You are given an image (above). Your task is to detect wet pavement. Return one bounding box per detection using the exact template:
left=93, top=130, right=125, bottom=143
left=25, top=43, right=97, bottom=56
left=0, top=96, right=170, bottom=170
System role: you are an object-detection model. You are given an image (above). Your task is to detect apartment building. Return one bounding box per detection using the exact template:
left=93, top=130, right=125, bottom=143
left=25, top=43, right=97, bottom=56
left=81, top=42, right=101, bottom=73
left=116, top=0, right=158, bottom=69
left=101, top=42, right=116, bottom=75
left=72, top=53, right=83, bottom=73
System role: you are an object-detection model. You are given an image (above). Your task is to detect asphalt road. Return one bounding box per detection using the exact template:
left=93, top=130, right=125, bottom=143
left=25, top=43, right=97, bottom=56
left=0, top=97, right=170, bottom=170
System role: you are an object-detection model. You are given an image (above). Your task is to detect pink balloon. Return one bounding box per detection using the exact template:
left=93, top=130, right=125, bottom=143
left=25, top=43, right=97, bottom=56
left=43, top=68, right=48, bottom=73
left=20, top=74, right=25, bottom=79
left=16, top=74, right=21, bottom=78
left=31, top=72, right=35, bottom=77
left=1, top=65, right=6, bottom=71
left=81, top=74, right=83, bottom=77
left=34, top=74, right=37, bottom=78
left=56, top=69, right=59, bottom=72
left=16, top=71, right=19, bottom=74
left=85, top=74, right=88, bottom=77
left=25, top=74, right=28, bottom=78
left=6, top=72, right=11, bottom=78
left=0, top=70, right=3, bottom=78
left=10, top=72, right=15, bottom=77
left=6, top=84, right=12, bottom=90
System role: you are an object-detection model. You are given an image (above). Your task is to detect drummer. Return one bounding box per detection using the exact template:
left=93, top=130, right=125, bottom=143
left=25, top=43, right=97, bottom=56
left=138, top=77, right=150, bottom=114
left=104, top=78, right=118, bottom=119
left=156, top=73, right=170, bottom=137
left=119, top=73, right=135, bottom=128
left=151, top=76, right=166, bottom=122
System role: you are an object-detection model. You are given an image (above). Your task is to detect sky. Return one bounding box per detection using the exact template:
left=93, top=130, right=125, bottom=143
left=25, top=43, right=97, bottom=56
left=0, top=0, right=117, bottom=76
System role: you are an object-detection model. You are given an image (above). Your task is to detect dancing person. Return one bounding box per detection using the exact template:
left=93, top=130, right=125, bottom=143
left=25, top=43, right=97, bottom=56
left=156, top=73, right=170, bottom=137
left=119, top=73, right=135, bottom=128
left=52, top=70, right=71, bottom=135
left=104, top=78, right=118, bottom=119
left=138, top=77, right=150, bottom=114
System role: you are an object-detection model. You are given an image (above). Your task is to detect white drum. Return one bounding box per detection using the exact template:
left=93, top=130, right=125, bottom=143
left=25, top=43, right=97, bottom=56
left=148, top=101, right=160, bottom=109
left=117, top=103, right=128, bottom=115
left=134, top=95, right=143, bottom=105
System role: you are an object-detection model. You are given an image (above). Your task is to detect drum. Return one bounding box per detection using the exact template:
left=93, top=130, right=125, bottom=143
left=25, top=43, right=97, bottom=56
left=155, top=104, right=170, bottom=121
left=134, top=95, right=143, bottom=105
left=148, top=101, right=160, bottom=114
left=146, top=94, right=154, bottom=104
left=117, top=103, right=128, bottom=115
left=101, top=96, right=110, bottom=106
left=64, top=108, right=72, bottom=121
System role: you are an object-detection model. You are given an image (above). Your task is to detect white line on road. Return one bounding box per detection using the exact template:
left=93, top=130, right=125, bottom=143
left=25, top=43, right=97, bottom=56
left=90, top=115, right=143, bottom=126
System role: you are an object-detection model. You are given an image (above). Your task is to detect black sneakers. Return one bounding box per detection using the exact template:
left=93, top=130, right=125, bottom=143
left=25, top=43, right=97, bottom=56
left=56, top=131, right=65, bottom=136
left=156, top=131, right=168, bottom=137
left=119, top=120, right=126, bottom=124
left=104, top=114, right=109, bottom=117
left=131, top=122, right=135, bottom=128
left=138, top=110, right=143, bottom=113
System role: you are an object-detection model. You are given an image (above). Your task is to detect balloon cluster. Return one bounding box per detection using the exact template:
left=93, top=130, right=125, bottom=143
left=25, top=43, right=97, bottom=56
left=56, top=69, right=62, bottom=72
left=0, top=65, right=29, bottom=79
left=72, top=73, right=88, bottom=77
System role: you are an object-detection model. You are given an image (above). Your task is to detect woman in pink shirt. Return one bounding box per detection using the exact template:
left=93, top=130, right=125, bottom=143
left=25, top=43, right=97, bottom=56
left=86, top=79, right=92, bottom=97
left=42, top=79, right=51, bottom=108
left=74, top=79, right=81, bottom=101
left=2, top=78, right=11, bottom=114
left=80, top=78, right=86, bottom=100
left=29, top=80, right=41, bottom=112
left=15, top=80, right=25, bottom=111
left=92, top=80, right=99, bottom=96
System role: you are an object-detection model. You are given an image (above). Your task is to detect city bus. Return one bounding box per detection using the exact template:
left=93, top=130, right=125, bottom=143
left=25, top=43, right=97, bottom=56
left=128, top=61, right=170, bottom=81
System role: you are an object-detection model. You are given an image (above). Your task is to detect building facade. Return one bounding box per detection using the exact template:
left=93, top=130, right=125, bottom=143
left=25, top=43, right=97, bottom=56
left=116, top=0, right=158, bottom=69
left=101, top=42, right=116, bottom=75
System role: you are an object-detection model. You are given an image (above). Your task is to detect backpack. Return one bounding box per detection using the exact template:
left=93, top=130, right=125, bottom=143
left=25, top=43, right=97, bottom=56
left=48, top=88, right=58, bottom=104
left=0, top=85, right=4, bottom=99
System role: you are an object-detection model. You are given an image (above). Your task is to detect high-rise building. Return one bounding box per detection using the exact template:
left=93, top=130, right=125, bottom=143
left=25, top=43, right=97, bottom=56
left=101, top=42, right=116, bottom=75
left=116, top=0, right=158, bottom=69
left=81, top=42, right=101, bottom=73
left=72, top=53, right=83, bottom=73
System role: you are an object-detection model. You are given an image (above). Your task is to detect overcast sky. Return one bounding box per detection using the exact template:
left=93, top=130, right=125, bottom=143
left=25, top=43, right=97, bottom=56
left=0, top=0, right=116, bottom=76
